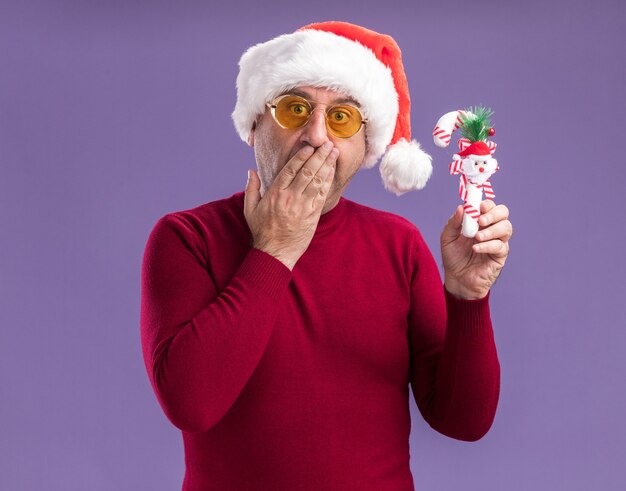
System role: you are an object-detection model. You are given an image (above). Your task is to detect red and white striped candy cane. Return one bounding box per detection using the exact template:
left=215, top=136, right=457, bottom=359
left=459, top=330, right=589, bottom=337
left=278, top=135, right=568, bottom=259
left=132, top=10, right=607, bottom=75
left=459, top=177, right=486, bottom=237
left=482, top=180, right=495, bottom=199
left=432, top=110, right=471, bottom=148
left=464, top=203, right=480, bottom=220
left=434, top=110, right=499, bottom=238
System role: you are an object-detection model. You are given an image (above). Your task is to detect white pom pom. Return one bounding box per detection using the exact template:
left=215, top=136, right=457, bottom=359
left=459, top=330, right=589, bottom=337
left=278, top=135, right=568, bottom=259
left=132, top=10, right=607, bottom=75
left=379, top=139, right=433, bottom=196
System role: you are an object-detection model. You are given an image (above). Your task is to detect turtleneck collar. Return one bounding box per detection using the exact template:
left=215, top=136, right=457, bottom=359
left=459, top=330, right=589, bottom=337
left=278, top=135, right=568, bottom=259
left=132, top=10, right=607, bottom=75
left=314, top=195, right=348, bottom=235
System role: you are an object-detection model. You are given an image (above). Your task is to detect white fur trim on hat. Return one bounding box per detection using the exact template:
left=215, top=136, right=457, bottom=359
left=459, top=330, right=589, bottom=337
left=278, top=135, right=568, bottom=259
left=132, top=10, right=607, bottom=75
left=465, top=153, right=491, bottom=160
left=379, top=138, right=433, bottom=196
left=232, top=29, right=399, bottom=168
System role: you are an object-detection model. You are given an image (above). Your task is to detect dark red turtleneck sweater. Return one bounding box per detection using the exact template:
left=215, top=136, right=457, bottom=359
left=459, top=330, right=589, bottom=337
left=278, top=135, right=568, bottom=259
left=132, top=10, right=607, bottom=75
left=140, top=191, right=500, bottom=490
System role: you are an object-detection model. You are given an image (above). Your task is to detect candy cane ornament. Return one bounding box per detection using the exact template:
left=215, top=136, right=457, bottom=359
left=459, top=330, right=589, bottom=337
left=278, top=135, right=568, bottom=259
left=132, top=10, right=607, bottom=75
left=433, top=107, right=500, bottom=238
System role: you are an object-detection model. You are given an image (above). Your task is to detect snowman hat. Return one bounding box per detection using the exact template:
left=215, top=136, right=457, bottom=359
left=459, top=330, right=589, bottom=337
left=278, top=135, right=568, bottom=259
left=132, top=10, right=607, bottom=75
left=457, top=141, right=492, bottom=159
left=232, top=21, right=433, bottom=195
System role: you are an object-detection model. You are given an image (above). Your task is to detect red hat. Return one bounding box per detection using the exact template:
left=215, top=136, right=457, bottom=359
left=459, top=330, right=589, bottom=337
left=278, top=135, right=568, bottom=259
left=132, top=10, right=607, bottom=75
left=232, top=21, right=432, bottom=195
left=457, top=141, right=491, bottom=158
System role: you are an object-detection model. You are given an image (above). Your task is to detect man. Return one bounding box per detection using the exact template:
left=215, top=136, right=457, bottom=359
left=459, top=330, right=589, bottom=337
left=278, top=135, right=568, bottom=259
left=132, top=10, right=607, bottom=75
left=141, top=21, right=512, bottom=490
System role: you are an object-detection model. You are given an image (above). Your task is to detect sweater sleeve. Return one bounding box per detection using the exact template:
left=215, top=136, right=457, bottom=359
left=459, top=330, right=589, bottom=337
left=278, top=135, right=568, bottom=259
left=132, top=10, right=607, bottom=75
left=140, top=214, right=293, bottom=433
left=407, top=228, right=500, bottom=442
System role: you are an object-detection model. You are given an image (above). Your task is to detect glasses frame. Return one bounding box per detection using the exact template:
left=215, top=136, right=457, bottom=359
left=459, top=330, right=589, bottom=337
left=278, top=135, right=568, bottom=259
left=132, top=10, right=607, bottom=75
left=266, top=94, right=368, bottom=139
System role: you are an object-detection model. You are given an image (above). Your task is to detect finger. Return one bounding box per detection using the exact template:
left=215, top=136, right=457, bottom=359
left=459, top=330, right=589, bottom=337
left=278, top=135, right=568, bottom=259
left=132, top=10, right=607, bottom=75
left=478, top=203, right=509, bottom=227
left=472, top=239, right=509, bottom=257
left=302, top=148, right=338, bottom=198
left=243, top=168, right=261, bottom=218
left=475, top=219, right=513, bottom=243
left=273, top=145, right=315, bottom=189
left=312, top=158, right=336, bottom=209
left=441, top=205, right=463, bottom=241
left=480, top=199, right=496, bottom=214
left=289, top=142, right=334, bottom=194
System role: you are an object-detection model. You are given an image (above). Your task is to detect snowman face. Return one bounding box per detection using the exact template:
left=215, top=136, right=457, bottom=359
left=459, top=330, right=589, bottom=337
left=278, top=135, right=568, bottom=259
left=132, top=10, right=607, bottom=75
left=461, top=155, right=498, bottom=181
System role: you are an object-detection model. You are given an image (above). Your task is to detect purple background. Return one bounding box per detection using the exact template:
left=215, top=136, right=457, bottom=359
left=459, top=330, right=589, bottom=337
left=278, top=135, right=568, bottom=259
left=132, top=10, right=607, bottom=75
left=1, top=0, right=624, bottom=489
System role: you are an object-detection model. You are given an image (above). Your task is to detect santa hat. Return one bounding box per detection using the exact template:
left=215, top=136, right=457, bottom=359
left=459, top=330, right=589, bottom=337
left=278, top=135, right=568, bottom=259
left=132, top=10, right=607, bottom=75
left=457, top=141, right=491, bottom=159
left=232, top=21, right=433, bottom=195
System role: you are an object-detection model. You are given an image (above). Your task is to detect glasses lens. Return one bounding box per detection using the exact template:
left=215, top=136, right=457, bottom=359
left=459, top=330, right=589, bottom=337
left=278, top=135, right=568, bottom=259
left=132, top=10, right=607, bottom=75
left=274, top=95, right=311, bottom=129
left=327, top=105, right=363, bottom=138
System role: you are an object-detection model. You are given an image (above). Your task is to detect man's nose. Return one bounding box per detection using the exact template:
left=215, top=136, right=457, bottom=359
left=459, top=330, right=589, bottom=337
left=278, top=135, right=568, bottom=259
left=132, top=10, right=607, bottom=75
left=299, top=108, right=330, bottom=148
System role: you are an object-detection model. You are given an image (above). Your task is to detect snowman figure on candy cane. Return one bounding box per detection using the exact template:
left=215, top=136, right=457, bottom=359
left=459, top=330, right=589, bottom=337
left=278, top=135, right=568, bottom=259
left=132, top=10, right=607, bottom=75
left=433, top=106, right=500, bottom=238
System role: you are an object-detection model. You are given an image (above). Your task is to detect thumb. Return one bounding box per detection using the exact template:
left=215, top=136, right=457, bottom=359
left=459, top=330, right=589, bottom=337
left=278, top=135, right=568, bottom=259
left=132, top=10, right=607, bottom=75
left=243, top=168, right=261, bottom=216
left=442, top=205, right=463, bottom=239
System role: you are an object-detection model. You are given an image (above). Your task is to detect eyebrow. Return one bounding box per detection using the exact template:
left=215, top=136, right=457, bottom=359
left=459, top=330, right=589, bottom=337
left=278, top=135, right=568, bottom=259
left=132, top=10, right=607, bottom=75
left=283, top=88, right=361, bottom=108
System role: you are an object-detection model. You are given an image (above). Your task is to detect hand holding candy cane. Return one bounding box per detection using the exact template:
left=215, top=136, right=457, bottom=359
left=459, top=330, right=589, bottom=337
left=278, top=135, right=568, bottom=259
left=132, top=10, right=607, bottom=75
left=433, top=106, right=512, bottom=299
left=440, top=199, right=512, bottom=300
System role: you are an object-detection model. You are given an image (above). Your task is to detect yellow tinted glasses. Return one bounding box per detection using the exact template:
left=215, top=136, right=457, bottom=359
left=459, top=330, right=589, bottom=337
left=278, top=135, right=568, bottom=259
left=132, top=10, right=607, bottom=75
left=266, top=94, right=368, bottom=139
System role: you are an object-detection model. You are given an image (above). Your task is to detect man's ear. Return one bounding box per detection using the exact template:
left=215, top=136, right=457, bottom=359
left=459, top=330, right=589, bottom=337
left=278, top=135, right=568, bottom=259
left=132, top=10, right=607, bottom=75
left=247, top=121, right=256, bottom=147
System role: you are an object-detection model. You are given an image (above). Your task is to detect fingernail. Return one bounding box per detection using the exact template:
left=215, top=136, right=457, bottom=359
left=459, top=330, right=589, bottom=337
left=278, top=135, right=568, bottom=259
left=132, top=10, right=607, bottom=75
left=322, top=141, right=333, bottom=150
left=246, top=169, right=250, bottom=186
